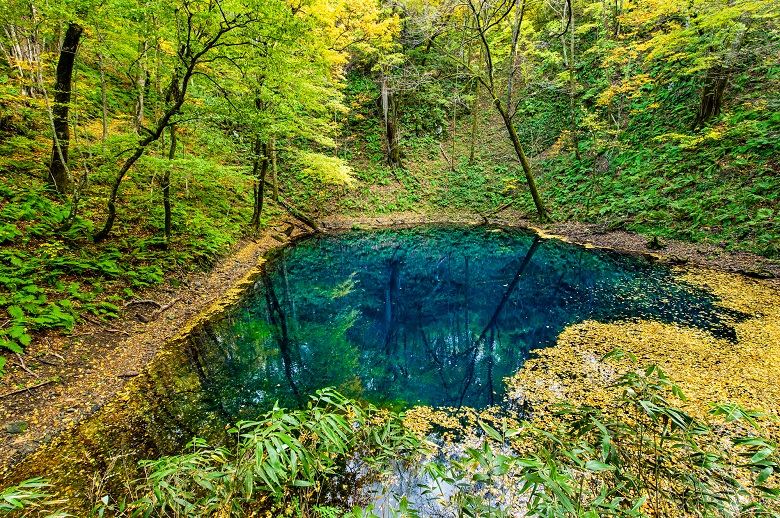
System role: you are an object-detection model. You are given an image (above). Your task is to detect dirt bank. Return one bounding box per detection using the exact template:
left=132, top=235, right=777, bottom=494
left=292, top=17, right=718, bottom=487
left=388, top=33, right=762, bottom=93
left=0, top=224, right=312, bottom=473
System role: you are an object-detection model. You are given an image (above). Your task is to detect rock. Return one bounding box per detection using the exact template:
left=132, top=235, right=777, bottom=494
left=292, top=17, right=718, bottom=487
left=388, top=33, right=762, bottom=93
left=136, top=313, right=150, bottom=323
left=646, top=236, right=665, bottom=250
left=4, top=421, right=28, bottom=434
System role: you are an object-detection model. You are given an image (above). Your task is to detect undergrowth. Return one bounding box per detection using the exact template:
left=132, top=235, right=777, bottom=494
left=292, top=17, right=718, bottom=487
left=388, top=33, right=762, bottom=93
left=2, top=362, right=778, bottom=517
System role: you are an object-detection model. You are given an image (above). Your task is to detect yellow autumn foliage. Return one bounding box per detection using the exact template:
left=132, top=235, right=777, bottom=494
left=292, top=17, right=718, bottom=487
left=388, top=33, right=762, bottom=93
left=506, top=267, right=780, bottom=438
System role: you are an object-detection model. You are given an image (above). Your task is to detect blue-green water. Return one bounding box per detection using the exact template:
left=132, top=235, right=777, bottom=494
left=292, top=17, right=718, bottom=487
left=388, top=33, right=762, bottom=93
left=189, top=226, right=744, bottom=415
left=4, top=225, right=751, bottom=508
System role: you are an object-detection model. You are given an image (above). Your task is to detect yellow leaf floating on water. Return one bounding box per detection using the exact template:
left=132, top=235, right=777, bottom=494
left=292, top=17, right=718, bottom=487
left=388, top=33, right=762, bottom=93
left=506, top=267, right=780, bottom=439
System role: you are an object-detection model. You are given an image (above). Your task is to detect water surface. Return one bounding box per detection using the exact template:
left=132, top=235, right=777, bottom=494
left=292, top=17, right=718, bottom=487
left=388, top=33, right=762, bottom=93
left=3, top=225, right=751, bottom=507
left=188, top=226, right=744, bottom=415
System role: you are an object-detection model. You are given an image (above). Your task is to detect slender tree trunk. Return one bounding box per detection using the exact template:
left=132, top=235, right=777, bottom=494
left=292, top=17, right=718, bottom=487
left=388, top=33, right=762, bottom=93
left=163, top=123, right=176, bottom=243
left=94, top=66, right=185, bottom=242
left=493, top=97, right=549, bottom=221
left=270, top=136, right=278, bottom=202
left=251, top=139, right=269, bottom=230
left=60, top=170, right=88, bottom=232
left=569, top=1, right=580, bottom=159
left=94, top=17, right=245, bottom=242
left=506, top=0, right=525, bottom=106
left=250, top=136, right=261, bottom=226
left=134, top=39, right=147, bottom=134
left=98, top=50, right=108, bottom=140
left=48, top=22, right=82, bottom=193
left=469, top=83, right=479, bottom=165
left=450, top=88, right=457, bottom=171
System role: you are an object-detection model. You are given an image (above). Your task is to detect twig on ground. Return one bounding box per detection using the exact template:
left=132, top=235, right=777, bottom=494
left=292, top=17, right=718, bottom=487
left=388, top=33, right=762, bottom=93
left=123, top=299, right=163, bottom=309
left=14, top=353, right=39, bottom=378
left=0, top=380, right=55, bottom=400
left=151, top=297, right=180, bottom=320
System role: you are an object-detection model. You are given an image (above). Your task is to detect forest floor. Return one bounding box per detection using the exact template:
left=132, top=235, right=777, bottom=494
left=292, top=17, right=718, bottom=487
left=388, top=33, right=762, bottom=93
left=0, top=222, right=310, bottom=473
left=2, top=210, right=780, bottom=475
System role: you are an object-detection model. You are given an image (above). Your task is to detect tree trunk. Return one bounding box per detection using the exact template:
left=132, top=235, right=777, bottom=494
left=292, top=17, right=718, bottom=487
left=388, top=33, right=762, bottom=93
left=134, top=39, right=147, bottom=134
left=381, top=73, right=402, bottom=167
left=450, top=88, right=457, bottom=171
left=692, top=66, right=728, bottom=129
left=163, top=123, right=176, bottom=243
left=469, top=82, right=479, bottom=164
left=270, top=136, right=278, bottom=202
left=99, top=50, right=108, bottom=140
left=93, top=65, right=184, bottom=242
left=692, top=24, right=748, bottom=130
left=48, top=22, right=82, bottom=193
left=493, top=97, right=549, bottom=221
left=93, top=15, right=247, bottom=242
left=59, top=170, right=88, bottom=232
left=251, top=139, right=269, bottom=230
left=506, top=0, right=525, bottom=106
left=569, top=0, right=580, bottom=160
left=250, top=136, right=261, bottom=226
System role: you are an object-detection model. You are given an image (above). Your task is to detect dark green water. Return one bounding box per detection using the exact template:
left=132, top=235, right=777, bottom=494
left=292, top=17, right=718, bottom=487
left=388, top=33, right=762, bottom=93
left=188, top=226, right=744, bottom=415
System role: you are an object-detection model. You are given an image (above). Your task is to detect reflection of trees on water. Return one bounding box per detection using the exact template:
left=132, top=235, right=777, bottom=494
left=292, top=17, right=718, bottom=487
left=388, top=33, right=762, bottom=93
left=178, top=227, right=747, bottom=417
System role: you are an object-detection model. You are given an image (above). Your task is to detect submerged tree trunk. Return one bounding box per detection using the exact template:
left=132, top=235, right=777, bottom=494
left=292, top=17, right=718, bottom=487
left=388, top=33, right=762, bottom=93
left=48, top=22, right=82, bottom=193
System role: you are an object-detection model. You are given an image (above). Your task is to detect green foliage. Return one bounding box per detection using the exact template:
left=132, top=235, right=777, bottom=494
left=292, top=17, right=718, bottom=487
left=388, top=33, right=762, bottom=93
left=5, top=366, right=778, bottom=517
left=129, top=389, right=421, bottom=517
left=422, top=363, right=780, bottom=517
left=0, top=478, right=68, bottom=517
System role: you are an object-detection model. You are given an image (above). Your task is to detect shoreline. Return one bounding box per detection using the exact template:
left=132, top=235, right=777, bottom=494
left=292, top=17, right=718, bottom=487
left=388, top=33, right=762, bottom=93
left=2, top=212, right=778, bottom=475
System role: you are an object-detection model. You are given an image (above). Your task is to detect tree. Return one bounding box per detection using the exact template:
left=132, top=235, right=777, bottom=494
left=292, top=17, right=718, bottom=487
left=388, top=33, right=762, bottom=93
left=596, top=0, right=776, bottom=130
left=93, top=0, right=258, bottom=242
left=454, top=0, right=550, bottom=221
left=48, top=22, right=82, bottom=193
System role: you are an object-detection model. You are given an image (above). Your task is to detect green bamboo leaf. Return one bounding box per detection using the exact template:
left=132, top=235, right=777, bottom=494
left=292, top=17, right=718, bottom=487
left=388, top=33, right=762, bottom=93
left=585, top=460, right=615, bottom=472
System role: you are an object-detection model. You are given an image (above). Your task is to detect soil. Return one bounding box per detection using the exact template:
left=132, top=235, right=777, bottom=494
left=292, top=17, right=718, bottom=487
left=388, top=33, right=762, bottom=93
left=2, top=211, right=778, bottom=476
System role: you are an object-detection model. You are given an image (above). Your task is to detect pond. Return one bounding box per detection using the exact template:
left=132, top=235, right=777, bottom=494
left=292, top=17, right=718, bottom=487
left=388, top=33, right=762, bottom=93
left=185, top=225, right=744, bottom=419
left=4, top=224, right=766, bottom=512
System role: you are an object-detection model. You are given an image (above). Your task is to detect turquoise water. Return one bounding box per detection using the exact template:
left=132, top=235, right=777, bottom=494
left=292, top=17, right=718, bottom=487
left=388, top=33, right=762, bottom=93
left=188, top=226, right=743, bottom=415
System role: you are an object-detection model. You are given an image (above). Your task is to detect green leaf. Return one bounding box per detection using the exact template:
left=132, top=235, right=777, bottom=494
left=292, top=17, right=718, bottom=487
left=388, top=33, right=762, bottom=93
left=756, top=466, right=773, bottom=486
left=585, top=460, right=615, bottom=472
left=479, top=421, right=503, bottom=442
left=7, top=305, right=24, bottom=320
